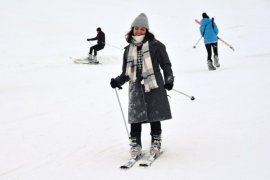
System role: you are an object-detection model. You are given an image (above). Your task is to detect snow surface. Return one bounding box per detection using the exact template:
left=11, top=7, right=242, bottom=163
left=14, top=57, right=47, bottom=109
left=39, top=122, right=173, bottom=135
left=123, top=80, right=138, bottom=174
left=1, top=0, right=270, bottom=179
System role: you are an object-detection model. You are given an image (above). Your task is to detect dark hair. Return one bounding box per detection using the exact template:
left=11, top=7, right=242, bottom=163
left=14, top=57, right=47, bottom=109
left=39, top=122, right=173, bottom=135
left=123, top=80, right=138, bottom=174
left=125, top=27, right=155, bottom=43
left=202, top=12, right=209, bottom=19
left=96, top=27, right=101, bottom=31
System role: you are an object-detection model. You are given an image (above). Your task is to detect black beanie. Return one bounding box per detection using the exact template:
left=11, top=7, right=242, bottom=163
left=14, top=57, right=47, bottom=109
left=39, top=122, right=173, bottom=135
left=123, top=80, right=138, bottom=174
left=202, top=12, right=209, bottom=19
left=96, top=27, right=101, bottom=31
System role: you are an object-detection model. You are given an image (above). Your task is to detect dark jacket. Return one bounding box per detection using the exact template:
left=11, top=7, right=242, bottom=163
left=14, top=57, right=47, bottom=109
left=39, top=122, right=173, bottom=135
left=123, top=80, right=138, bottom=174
left=89, top=31, right=105, bottom=45
left=115, top=39, right=173, bottom=124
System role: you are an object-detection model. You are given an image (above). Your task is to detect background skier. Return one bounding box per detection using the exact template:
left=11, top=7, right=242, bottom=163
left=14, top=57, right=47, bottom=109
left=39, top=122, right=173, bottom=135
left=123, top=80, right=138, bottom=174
left=86, top=27, right=105, bottom=63
left=200, top=12, right=220, bottom=70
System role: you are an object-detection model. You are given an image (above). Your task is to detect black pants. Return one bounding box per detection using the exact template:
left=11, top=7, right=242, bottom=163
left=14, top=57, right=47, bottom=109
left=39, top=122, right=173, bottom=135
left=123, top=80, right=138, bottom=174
left=205, top=42, right=218, bottom=61
left=89, top=44, right=105, bottom=56
left=130, top=121, right=162, bottom=137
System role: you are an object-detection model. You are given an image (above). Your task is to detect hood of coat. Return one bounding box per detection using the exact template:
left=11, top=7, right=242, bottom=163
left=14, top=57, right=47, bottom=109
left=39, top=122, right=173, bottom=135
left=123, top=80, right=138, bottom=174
left=200, top=18, right=211, bottom=26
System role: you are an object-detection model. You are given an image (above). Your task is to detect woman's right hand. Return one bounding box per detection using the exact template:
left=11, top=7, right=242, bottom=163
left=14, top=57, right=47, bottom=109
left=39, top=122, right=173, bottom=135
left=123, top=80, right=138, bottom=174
left=110, top=78, right=122, bottom=89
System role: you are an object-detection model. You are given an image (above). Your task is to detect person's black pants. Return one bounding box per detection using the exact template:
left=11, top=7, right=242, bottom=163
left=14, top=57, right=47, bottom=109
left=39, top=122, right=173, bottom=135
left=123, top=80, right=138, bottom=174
left=89, top=44, right=105, bottom=56
left=205, top=42, right=218, bottom=61
left=130, top=121, right=162, bottom=137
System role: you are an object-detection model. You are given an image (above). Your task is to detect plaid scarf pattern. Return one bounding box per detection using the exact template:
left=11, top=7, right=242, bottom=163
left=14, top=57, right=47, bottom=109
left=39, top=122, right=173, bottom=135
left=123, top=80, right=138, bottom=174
left=126, top=41, right=158, bottom=92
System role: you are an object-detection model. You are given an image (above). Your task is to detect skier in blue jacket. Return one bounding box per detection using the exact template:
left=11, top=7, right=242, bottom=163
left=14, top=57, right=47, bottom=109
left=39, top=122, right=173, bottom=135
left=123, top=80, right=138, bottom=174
left=200, top=12, right=220, bottom=70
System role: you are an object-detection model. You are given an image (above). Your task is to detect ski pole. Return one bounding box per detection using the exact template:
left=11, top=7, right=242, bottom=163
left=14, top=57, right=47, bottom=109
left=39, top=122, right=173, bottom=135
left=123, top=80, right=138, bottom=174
left=172, top=89, right=195, bottom=101
left=217, top=36, right=235, bottom=51
left=114, top=89, right=130, bottom=139
left=193, top=36, right=202, bottom=48
left=104, top=42, right=124, bottom=51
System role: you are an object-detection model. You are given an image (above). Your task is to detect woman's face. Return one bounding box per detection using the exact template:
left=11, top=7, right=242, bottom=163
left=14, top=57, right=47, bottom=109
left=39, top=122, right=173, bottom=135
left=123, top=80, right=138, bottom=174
left=133, top=26, right=146, bottom=36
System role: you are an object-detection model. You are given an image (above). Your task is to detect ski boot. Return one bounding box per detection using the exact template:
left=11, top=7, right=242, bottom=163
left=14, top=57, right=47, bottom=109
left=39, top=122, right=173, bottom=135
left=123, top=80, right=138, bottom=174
left=207, top=60, right=216, bottom=71
left=92, top=55, right=99, bottom=64
left=150, top=135, right=162, bottom=157
left=129, top=137, right=142, bottom=159
left=214, top=55, right=220, bottom=68
left=88, top=54, right=93, bottom=61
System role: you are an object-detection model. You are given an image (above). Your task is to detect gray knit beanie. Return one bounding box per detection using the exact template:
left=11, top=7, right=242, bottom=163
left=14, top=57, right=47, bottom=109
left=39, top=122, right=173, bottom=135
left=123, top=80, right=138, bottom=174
left=131, top=13, right=149, bottom=29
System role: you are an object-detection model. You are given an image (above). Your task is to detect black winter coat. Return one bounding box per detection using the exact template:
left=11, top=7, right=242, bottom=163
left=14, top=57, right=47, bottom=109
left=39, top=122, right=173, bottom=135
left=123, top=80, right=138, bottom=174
left=115, top=39, right=174, bottom=124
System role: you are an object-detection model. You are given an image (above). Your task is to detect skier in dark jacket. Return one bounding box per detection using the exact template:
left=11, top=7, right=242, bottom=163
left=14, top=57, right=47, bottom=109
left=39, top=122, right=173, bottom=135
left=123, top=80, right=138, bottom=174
left=200, top=12, right=220, bottom=70
left=87, top=27, right=105, bottom=63
left=110, top=13, right=174, bottom=159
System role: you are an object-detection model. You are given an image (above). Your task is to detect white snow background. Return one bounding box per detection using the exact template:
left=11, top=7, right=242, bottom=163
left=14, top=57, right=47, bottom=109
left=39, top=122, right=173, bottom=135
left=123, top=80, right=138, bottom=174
left=0, top=0, right=270, bottom=179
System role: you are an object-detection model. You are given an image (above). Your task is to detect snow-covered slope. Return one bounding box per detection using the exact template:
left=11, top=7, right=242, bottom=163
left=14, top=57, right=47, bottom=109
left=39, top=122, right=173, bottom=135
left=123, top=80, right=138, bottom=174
left=1, top=0, right=270, bottom=179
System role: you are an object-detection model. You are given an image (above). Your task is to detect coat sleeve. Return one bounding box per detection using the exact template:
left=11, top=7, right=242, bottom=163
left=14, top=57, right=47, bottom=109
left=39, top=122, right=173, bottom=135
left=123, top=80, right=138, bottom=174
left=89, top=32, right=101, bottom=41
left=156, top=41, right=174, bottom=84
left=213, top=22, right=219, bottom=35
left=200, top=25, right=204, bottom=36
left=114, top=47, right=130, bottom=86
left=200, top=20, right=205, bottom=36
left=88, top=36, right=98, bottom=41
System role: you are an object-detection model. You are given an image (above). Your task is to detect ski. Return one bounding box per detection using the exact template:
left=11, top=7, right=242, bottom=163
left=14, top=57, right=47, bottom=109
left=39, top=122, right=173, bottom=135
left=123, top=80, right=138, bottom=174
left=69, top=56, right=87, bottom=61
left=74, top=59, right=101, bottom=65
left=120, top=154, right=144, bottom=169
left=139, top=151, right=163, bottom=167
left=70, top=57, right=101, bottom=65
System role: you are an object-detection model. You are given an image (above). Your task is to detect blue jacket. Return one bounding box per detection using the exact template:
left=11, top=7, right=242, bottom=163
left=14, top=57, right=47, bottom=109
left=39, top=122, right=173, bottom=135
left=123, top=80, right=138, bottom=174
left=200, top=18, right=219, bottom=44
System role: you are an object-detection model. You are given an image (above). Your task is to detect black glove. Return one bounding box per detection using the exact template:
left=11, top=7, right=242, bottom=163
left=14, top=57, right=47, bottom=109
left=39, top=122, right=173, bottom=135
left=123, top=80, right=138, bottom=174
left=164, top=76, right=174, bottom=91
left=110, top=78, right=122, bottom=89
left=164, top=83, right=173, bottom=91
